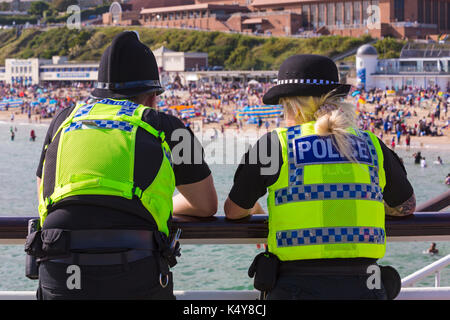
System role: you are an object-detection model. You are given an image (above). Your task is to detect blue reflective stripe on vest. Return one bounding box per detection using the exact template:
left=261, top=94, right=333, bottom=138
left=275, top=125, right=382, bottom=206
left=275, top=183, right=383, bottom=204
left=287, top=125, right=304, bottom=186
left=65, top=120, right=134, bottom=133
left=276, top=226, right=385, bottom=247
left=73, top=103, right=94, bottom=118
left=117, top=105, right=140, bottom=116
left=100, top=98, right=140, bottom=108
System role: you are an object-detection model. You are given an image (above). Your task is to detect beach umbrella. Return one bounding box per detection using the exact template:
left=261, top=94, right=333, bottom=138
left=39, top=97, right=47, bottom=103
left=49, top=99, right=57, bottom=104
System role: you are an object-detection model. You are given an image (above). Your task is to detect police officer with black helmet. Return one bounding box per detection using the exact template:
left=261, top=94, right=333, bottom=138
left=29, top=31, right=217, bottom=300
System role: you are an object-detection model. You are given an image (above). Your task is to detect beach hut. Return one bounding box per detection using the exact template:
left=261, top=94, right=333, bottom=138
left=0, top=98, right=24, bottom=108
left=236, top=105, right=283, bottom=120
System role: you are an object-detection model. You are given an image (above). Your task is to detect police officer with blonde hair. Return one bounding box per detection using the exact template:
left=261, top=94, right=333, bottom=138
left=30, top=31, right=217, bottom=299
left=225, top=55, right=415, bottom=300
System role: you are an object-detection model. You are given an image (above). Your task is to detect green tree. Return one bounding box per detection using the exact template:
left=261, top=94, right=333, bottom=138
left=0, top=2, right=10, bottom=11
left=51, top=0, right=78, bottom=12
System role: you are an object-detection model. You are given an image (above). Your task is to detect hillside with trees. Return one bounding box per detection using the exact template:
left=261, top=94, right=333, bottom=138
left=0, top=26, right=405, bottom=69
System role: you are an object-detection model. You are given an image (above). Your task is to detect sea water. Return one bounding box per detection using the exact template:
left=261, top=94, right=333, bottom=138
left=0, top=121, right=449, bottom=291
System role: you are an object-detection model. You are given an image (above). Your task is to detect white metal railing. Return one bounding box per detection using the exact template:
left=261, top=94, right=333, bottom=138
left=401, top=254, right=450, bottom=288
left=1, top=288, right=450, bottom=300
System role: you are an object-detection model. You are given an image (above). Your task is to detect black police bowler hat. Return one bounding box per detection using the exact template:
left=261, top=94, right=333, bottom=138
left=91, top=31, right=164, bottom=99
left=263, top=54, right=351, bottom=105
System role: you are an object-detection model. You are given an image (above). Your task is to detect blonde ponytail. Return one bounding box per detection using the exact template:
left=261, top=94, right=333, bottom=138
left=280, top=92, right=358, bottom=163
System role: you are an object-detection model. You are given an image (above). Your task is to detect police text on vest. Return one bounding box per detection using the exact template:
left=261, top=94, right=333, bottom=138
left=294, top=135, right=373, bottom=166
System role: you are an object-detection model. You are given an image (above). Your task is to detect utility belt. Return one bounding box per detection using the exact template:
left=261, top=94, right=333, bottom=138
left=248, top=250, right=401, bottom=300
left=24, top=219, right=181, bottom=288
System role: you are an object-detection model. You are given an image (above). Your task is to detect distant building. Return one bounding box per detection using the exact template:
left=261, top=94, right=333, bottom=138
left=356, top=43, right=450, bottom=90
left=0, top=56, right=99, bottom=85
left=103, top=0, right=450, bottom=39
left=0, top=0, right=47, bottom=12
left=153, top=46, right=208, bottom=72
left=0, top=47, right=208, bottom=85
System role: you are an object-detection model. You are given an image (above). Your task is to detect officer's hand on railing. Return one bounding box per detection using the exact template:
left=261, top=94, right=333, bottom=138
left=249, top=202, right=265, bottom=215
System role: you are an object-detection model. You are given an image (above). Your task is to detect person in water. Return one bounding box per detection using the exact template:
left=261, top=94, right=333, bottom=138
left=427, top=243, right=439, bottom=254
left=30, top=130, right=36, bottom=142
left=413, top=151, right=422, bottom=164
left=434, top=156, right=443, bottom=165
left=421, top=157, right=427, bottom=168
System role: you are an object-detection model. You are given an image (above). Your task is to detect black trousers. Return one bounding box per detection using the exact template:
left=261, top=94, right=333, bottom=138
left=37, top=256, right=175, bottom=300
left=267, top=263, right=388, bottom=300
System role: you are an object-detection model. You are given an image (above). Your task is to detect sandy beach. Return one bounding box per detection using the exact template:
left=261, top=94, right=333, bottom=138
left=1, top=88, right=449, bottom=150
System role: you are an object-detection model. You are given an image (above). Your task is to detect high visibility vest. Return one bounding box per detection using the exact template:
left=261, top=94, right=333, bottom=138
left=38, top=98, right=175, bottom=236
left=267, top=121, right=386, bottom=261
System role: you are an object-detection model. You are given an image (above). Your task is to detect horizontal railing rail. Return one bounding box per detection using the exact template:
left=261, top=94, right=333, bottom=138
left=1, top=212, right=450, bottom=245
left=416, top=190, right=450, bottom=212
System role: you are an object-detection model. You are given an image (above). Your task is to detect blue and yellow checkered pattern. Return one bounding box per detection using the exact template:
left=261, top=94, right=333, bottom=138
left=287, top=126, right=304, bottom=185
left=73, top=103, right=94, bottom=118
left=116, top=104, right=140, bottom=117
left=276, top=226, right=385, bottom=247
left=275, top=183, right=383, bottom=204
left=65, top=120, right=134, bottom=133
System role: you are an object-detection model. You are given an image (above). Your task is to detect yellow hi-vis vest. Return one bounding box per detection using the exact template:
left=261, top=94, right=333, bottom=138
left=38, top=98, right=175, bottom=235
left=267, top=122, right=386, bottom=261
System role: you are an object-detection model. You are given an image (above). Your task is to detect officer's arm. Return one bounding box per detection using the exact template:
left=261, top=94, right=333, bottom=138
left=384, top=193, right=416, bottom=217
left=378, top=137, right=415, bottom=217
left=36, top=177, right=41, bottom=198
left=224, top=197, right=265, bottom=220
left=173, top=174, right=218, bottom=217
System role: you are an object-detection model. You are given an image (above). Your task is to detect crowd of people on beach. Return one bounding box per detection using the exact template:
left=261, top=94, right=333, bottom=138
left=1, top=80, right=449, bottom=146
left=3, top=79, right=448, bottom=185
left=0, top=82, right=92, bottom=124
left=356, top=85, right=449, bottom=148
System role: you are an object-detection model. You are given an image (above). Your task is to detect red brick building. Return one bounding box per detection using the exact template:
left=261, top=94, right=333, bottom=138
left=104, top=0, right=450, bottom=39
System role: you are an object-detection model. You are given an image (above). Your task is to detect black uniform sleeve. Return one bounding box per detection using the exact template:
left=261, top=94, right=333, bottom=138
left=228, top=132, right=283, bottom=209
left=378, top=137, right=414, bottom=207
left=36, top=107, right=73, bottom=178
left=158, top=113, right=211, bottom=186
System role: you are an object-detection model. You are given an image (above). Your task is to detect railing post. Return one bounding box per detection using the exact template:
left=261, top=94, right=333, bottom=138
left=435, top=271, right=441, bottom=288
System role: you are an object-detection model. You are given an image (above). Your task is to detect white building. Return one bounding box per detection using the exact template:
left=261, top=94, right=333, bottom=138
left=0, top=56, right=99, bottom=85
left=356, top=44, right=450, bottom=90
left=0, top=48, right=208, bottom=86
left=153, top=46, right=208, bottom=72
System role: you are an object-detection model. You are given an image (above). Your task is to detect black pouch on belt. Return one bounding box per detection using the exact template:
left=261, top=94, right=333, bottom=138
left=380, top=265, right=402, bottom=300
left=248, top=251, right=280, bottom=292
left=40, top=229, right=71, bottom=257
left=24, top=219, right=43, bottom=280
